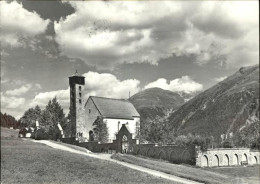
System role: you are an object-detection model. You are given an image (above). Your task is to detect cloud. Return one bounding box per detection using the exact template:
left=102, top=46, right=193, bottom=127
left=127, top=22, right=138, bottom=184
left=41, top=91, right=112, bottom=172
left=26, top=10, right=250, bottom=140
left=83, top=71, right=140, bottom=99
left=6, top=84, right=32, bottom=96
left=0, top=1, right=50, bottom=47
left=144, top=76, right=203, bottom=94
left=30, top=88, right=70, bottom=110
left=54, top=1, right=258, bottom=69
left=214, top=76, right=227, bottom=82
left=29, top=71, right=141, bottom=115
left=1, top=93, right=26, bottom=109
left=54, top=1, right=185, bottom=69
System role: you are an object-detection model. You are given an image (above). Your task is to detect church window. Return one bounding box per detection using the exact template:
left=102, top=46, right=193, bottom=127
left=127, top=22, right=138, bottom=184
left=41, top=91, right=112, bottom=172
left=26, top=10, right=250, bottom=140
left=122, top=135, right=128, bottom=142
left=79, top=99, right=82, bottom=104
left=89, top=109, right=91, bottom=113
left=79, top=86, right=81, bottom=91
left=79, top=93, right=82, bottom=98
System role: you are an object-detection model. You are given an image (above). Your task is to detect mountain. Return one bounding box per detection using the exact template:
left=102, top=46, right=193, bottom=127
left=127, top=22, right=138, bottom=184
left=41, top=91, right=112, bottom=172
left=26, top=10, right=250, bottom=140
left=166, top=65, right=259, bottom=142
left=129, top=87, right=185, bottom=120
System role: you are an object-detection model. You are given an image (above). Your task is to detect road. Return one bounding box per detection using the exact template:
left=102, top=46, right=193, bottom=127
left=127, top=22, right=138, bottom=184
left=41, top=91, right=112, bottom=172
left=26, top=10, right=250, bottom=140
left=32, top=140, right=203, bottom=184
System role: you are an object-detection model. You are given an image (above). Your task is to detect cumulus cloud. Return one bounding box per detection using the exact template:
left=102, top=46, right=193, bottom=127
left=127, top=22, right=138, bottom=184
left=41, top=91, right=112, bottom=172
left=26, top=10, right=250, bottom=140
left=6, top=84, right=32, bottom=96
left=144, top=76, right=203, bottom=94
left=29, top=72, right=141, bottom=115
left=83, top=71, right=140, bottom=99
left=54, top=1, right=258, bottom=69
left=1, top=93, right=26, bottom=109
left=214, top=76, right=227, bottom=82
left=0, top=1, right=50, bottom=47
left=30, top=88, right=70, bottom=110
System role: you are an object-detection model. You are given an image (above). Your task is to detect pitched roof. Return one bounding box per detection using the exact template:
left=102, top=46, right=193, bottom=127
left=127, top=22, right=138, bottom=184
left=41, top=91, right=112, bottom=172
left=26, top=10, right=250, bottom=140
left=90, top=96, right=140, bottom=119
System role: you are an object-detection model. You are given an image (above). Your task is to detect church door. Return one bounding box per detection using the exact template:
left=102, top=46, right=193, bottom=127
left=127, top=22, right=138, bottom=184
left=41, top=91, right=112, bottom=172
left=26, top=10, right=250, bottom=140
left=121, top=135, right=129, bottom=153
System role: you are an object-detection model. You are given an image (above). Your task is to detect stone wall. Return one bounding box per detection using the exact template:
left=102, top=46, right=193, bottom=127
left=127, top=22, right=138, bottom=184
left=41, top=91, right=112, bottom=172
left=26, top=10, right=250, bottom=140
left=133, top=144, right=196, bottom=164
left=196, top=148, right=260, bottom=167
left=78, top=141, right=116, bottom=153
left=66, top=124, right=137, bottom=153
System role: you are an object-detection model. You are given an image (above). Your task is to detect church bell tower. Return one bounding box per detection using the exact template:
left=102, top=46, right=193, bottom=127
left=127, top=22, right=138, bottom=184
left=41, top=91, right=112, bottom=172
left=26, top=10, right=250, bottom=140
left=69, top=70, right=85, bottom=140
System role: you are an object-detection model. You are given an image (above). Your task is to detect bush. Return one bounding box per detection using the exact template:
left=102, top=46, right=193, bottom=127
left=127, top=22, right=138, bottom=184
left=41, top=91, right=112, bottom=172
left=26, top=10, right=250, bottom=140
left=222, top=140, right=233, bottom=148
left=35, top=128, right=49, bottom=140
left=31, top=131, right=36, bottom=139
left=251, top=136, right=260, bottom=150
left=18, top=128, right=26, bottom=136
left=48, top=127, right=62, bottom=141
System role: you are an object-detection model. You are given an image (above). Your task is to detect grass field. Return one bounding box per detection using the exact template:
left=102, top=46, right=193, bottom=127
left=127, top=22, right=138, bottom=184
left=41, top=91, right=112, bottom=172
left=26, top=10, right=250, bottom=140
left=1, top=128, right=176, bottom=184
left=1, top=127, right=19, bottom=137
left=111, top=153, right=260, bottom=184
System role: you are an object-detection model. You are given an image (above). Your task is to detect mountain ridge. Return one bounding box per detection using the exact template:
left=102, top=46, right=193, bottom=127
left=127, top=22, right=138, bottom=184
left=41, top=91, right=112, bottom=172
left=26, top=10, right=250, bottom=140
left=129, top=87, right=185, bottom=120
left=166, top=65, right=259, bottom=141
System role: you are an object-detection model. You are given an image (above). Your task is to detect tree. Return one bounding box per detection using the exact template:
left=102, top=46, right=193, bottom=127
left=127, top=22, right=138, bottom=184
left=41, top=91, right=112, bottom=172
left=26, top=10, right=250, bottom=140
left=139, top=115, right=168, bottom=144
left=231, top=120, right=260, bottom=148
left=174, top=134, right=213, bottom=151
left=39, top=97, right=66, bottom=140
left=92, top=116, right=108, bottom=143
left=0, top=112, right=20, bottom=129
left=222, top=139, right=233, bottom=148
left=19, top=105, right=42, bottom=128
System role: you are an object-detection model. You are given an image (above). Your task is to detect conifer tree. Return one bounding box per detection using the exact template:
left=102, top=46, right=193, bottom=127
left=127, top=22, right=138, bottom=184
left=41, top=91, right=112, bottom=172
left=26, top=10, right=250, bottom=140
left=19, top=105, right=42, bottom=128
left=93, top=116, right=108, bottom=143
left=39, top=97, right=66, bottom=140
left=0, top=112, right=20, bottom=128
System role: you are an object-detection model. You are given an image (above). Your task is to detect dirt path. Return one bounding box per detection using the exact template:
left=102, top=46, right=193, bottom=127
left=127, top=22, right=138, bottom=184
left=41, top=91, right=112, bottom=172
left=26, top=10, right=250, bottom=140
left=32, top=140, right=203, bottom=184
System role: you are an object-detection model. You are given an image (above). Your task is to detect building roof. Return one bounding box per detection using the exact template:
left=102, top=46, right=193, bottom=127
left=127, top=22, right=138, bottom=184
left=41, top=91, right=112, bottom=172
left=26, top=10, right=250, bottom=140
left=89, top=96, right=140, bottom=120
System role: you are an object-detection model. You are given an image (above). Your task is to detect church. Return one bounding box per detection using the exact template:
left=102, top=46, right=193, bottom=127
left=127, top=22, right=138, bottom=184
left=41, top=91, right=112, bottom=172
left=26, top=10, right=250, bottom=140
left=69, top=71, right=140, bottom=143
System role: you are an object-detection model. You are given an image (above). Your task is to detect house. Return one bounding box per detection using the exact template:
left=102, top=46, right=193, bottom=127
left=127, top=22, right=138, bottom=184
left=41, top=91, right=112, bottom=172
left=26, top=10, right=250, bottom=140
left=69, top=71, right=140, bottom=143
left=84, top=96, right=140, bottom=142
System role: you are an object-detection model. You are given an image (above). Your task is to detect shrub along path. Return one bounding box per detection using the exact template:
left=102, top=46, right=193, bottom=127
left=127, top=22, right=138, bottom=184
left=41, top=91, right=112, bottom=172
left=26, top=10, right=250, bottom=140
left=33, top=139, right=202, bottom=184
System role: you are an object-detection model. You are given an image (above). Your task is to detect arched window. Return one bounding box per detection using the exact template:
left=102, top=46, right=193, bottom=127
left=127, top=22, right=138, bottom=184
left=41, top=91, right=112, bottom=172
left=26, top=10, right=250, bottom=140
left=223, top=154, right=229, bottom=166
left=212, top=155, right=219, bottom=166
left=201, top=155, right=209, bottom=167
left=242, top=153, right=248, bottom=164
left=234, top=154, right=239, bottom=165
left=122, top=135, right=128, bottom=142
left=254, top=156, right=258, bottom=164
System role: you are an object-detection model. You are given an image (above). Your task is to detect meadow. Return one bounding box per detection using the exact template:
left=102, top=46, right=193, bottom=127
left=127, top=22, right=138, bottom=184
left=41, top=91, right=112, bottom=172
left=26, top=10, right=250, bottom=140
left=1, top=128, right=176, bottom=184
left=112, top=153, right=260, bottom=184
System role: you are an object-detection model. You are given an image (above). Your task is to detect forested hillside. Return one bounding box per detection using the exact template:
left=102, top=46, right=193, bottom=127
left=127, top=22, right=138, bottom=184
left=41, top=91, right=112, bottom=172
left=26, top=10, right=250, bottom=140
left=1, top=112, right=20, bottom=129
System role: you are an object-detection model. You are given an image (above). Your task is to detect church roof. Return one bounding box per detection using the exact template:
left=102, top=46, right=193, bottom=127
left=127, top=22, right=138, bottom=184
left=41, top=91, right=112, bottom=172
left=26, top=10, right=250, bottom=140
left=89, top=96, right=140, bottom=120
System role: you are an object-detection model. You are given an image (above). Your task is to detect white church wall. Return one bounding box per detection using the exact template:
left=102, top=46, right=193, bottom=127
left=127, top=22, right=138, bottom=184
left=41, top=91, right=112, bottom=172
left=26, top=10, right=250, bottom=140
left=104, top=117, right=140, bottom=143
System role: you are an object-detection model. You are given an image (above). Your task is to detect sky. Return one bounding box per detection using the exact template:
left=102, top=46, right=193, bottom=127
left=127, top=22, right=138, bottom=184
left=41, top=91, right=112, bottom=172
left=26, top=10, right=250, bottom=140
left=1, top=0, right=259, bottom=119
